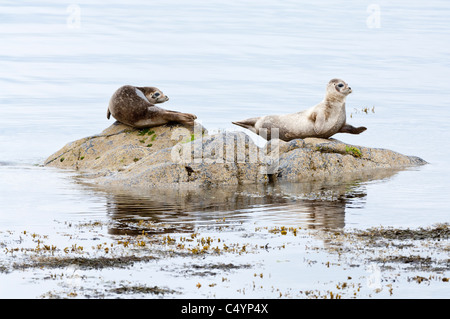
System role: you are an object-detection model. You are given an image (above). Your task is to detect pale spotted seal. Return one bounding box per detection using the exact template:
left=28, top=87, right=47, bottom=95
left=107, top=85, right=197, bottom=128
left=232, top=79, right=366, bottom=141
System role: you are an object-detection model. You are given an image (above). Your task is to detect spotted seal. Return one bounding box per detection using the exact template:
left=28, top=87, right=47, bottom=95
left=107, top=85, right=197, bottom=128
left=232, top=79, right=366, bottom=141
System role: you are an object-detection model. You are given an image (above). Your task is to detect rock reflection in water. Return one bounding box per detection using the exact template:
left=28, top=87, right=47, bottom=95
left=97, top=169, right=401, bottom=235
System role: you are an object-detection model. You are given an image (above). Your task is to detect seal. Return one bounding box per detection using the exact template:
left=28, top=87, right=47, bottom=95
left=107, top=85, right=197, bottom=128
left=232, top=79, right=366, bottom=141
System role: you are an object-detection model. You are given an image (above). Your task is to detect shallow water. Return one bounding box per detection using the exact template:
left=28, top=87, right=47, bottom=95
left=1, top=0, right=449, bottom=299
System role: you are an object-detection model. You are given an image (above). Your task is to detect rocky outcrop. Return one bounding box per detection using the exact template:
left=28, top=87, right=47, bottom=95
left=44, top=122, right=426, bottom=189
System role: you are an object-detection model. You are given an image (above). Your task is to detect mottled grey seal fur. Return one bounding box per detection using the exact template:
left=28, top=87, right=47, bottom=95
left=107, top=85, right=197, bottom=128
left=232, top=79, right=366, bottom=141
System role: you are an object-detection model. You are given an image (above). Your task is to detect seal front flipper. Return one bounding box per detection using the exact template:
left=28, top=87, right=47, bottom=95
left=107, top=108, right=111, bottom=119
left=313, top=112, right=326, bottom=135
left=232, top=117, right=259, bottom=134
left=339, top=124, right=367, bottom=135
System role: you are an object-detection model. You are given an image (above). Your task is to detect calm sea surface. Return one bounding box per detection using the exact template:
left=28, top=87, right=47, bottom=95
left=0, top=0, right=449, bottom=298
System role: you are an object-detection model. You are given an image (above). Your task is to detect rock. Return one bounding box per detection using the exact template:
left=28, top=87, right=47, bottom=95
left=44, top=121, right=206, bottom=172
left=44, top=122, right=427, bottom=189
left=275, top=138, right=427, bottom=182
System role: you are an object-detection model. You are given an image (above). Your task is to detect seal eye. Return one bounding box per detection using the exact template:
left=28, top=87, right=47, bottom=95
left=152, top=92, right=161, bottom=98
left=337, top=83, right=344, bottom=88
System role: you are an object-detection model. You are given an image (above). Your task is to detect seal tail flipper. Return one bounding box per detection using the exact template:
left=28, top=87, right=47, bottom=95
left=232, top=118, right=259, bottom=134
left=107, top=108, right=111, bottom=119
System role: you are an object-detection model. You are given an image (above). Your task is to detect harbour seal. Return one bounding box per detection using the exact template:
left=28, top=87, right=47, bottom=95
left=232, top=79, right=366, bottom=141
left=107, top=85, right=197, bottom=128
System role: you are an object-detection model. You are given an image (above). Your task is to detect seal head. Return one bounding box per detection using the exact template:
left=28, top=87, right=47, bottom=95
left=328, top=78, right=352, bottom=97
left=135, top=86, right=169, bottom=104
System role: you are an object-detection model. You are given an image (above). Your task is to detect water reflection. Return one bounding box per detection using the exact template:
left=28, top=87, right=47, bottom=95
left=89, top=168, right=401, bottom=235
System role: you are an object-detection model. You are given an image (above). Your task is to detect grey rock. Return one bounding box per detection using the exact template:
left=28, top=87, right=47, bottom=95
left=44, top=122, right=427, bottom=189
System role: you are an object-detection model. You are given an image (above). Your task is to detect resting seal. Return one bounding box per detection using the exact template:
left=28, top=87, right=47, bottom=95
left=107, top=85, right=197, bottom=128
left=232, top=79, right=366, bottom=141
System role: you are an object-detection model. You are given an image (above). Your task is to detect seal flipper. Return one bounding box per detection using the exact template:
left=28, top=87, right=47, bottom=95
left=339, top=124, right=367, bottom=134
left=107, top=108, right=111, bottom=119
left=313, top=112, right=326, bottom=135
left=232, top=118, right=259, bottom=134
